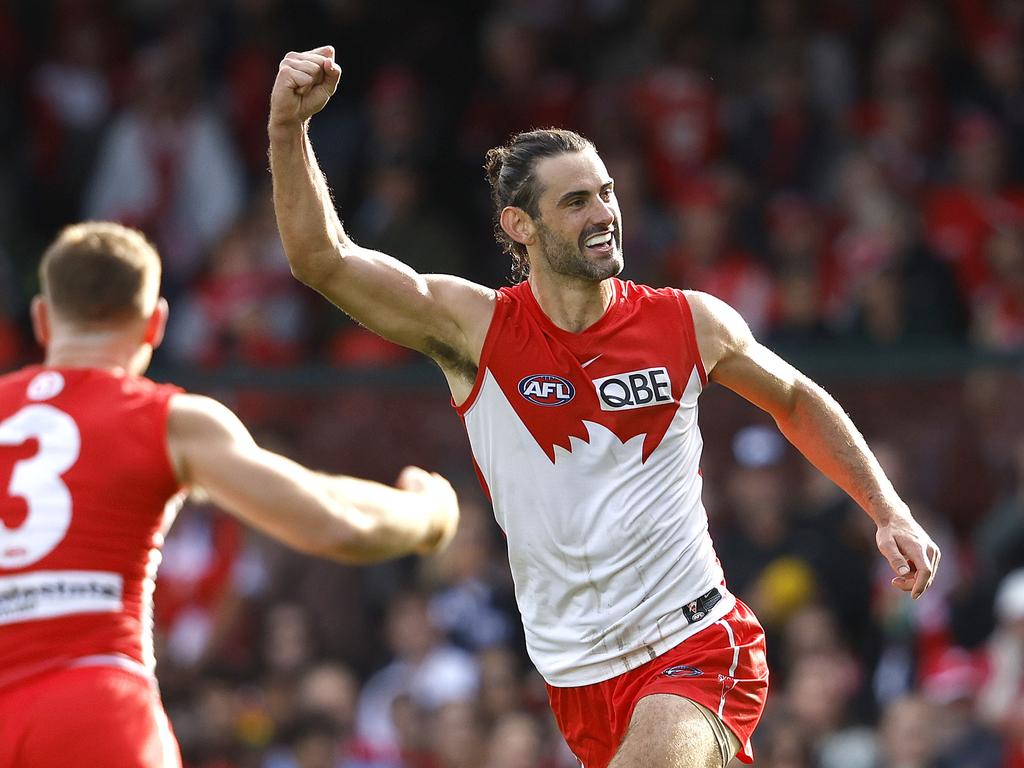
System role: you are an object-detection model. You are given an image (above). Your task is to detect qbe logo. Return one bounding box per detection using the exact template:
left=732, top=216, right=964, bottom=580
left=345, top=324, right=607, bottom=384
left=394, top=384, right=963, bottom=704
left=593, top=367, right=673, bottom=411
left=518, top=374, right=576, bottom=407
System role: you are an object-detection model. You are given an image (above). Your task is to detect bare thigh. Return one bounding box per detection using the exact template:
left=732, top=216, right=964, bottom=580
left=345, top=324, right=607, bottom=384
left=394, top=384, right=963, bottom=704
left=608, top=694, right=730, bottom=768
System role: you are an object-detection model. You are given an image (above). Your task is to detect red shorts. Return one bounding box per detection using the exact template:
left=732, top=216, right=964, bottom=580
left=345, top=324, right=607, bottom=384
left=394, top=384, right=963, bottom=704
left=546, top=600, right=769, bottom=767
left=0, top=664, right=182, bottom=768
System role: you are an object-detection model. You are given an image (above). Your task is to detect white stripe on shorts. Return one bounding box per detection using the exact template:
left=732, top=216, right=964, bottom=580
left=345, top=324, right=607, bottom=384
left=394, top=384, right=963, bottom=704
left=715, top=618, right=740, bottom=718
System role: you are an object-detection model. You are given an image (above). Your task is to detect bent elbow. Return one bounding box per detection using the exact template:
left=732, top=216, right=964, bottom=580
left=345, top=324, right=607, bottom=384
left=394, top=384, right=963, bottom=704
left=286, top=247, right=345, bottom=288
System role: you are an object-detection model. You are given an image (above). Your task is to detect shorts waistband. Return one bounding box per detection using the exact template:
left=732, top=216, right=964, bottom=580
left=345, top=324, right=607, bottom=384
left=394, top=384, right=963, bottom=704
left=683, top=587, right=723, bottom=624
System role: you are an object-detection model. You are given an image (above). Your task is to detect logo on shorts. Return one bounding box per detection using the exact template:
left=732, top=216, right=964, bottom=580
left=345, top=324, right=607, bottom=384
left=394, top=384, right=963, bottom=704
left=518, top=374, right=575, bottom=406
left=662, top=664, right=704, bottom=678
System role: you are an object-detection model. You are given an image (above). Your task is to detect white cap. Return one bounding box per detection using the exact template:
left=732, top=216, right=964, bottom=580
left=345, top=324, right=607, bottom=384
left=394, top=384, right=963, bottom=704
left=995, top=569, right=1024, bottom=622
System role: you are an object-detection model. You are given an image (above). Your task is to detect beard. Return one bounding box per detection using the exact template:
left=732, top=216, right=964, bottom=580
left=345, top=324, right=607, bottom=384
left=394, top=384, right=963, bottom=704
left=534, top=218, right=624, bottom=282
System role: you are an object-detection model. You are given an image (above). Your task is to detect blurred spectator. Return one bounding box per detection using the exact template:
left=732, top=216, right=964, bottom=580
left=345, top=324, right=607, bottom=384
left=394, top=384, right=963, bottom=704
left=763, top=193, right=836, bottom=346
left=924, top=112, right=1024, bottom=299
left=717, top=425, right=814, bottom=604
left=461, top=11, right=579, bottom=159
left=428, top=701, right=486, bottom=768
left=974, top=435, right=1024, bottom=588
left=972, top=225, right=1024, bottom=349
left=785, top=652, right=875, bottom=768
left=961, top=24, right=1024, bottom=181
left=979, top=569, right=1024, bottom=768
left=628, top=11, right=722, bottom=200
left=423, top=498, right=514, bottom=652
left=661, top=183, right=776, bottom=336
left=873, top=693, right=938, bottom=768
left=351, top=158, right=466, bottom=277
left=830, top=151, right=966, bottom=342
left=484, top=712, right=545, bottom=768
left=729, top=49, right=834, bottom=196
left=154, top=504, right=264, bottom=672
left=83, top=35, right=244, bottom=294
left=28, top=5, right=119, bottom=230
left=166, top=199, right=311, bottom=367
left=353, top=592, right=479, bottom=759
left=922, top=646, right=1003, bottom=768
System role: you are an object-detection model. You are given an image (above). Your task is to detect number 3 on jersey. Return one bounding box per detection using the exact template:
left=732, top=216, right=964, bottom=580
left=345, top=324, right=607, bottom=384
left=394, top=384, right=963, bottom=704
left=0, top=405, right=80, bottom=569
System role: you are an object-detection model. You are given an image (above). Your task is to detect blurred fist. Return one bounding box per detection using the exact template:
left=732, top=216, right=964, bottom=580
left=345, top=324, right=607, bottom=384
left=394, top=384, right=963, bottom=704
left=397, top=466, right=460, bottom=555
left=269, top=46, right=341, bottom=130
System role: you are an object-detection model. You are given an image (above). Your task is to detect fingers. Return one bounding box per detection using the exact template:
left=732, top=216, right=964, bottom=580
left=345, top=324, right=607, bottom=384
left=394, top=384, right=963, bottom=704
left=322, top=57, right=342, bottom=88
left=279, top=55, right=326, bottom=95
left=878, top=525, right=942, bottom=599
left=396, top=465, right=430, bottom=491
left=876, top=533, right=911, bottom=579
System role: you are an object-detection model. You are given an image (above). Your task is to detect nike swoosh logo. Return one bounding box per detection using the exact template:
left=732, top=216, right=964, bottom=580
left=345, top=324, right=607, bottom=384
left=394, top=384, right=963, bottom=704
left=581, top=354, right=602, bottom=368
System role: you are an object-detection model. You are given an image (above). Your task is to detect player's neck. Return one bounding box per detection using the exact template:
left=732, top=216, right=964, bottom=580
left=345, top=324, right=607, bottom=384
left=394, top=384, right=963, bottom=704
left=528, top=274, right=614, bottom=334
left=44, top=332, right=149, bottom=376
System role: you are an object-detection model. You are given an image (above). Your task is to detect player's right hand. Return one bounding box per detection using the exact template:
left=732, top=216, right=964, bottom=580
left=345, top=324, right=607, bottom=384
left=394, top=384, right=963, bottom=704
left=269, top=46, right=341, bottom=130
left=396, top=466, right=460, bottom=556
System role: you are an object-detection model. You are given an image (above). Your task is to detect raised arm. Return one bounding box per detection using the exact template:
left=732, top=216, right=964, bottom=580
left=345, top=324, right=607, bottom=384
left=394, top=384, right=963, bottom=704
left=167, top=393, right=458, bottom=564
left=687, top=291, right=940, bottom=598
left=267, top=46, right=493, bottom=369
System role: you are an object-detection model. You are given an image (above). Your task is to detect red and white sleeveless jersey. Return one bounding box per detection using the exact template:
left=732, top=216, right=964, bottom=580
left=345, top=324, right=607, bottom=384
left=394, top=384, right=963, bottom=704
left=456, top=279, right=735, bottom=686
left=0, top=366, right=184, bottom=689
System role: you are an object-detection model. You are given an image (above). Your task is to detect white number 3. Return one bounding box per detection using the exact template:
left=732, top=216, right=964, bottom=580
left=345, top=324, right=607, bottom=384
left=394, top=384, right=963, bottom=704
left=0, top=405, right=81, bottom=569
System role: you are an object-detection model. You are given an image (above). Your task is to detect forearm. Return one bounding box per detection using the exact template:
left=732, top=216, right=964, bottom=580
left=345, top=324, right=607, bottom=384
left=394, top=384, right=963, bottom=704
left=268, top=121, right=349, bottom=282
left=774, top=377, right=903, bottom=523
left=320, top=474, right=440, bottom=562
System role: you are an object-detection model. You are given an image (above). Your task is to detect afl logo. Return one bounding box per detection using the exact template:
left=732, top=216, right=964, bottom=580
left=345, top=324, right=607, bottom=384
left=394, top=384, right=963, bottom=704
left=27, top=371, right=65, bottom=401
left=518, top=374, right=575, bottom=407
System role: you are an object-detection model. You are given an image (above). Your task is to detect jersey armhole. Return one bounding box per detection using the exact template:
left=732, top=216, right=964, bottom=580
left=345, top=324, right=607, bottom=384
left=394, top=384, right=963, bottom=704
left=677, top=292, right=709, bottom=388
left=452, top=290, right=509, bottom=416
left=160, top=387, right=187, bottom=490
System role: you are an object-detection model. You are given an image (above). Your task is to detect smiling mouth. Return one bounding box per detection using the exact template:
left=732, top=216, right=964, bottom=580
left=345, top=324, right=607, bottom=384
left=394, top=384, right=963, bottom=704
left=583, top=230, right=615, bottom=252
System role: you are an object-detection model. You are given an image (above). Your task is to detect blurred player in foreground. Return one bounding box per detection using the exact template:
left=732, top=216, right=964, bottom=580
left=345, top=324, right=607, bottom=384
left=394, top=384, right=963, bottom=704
left=0, top=221, right=459, bottom=767
left=268, top=47, right=941, bottom=768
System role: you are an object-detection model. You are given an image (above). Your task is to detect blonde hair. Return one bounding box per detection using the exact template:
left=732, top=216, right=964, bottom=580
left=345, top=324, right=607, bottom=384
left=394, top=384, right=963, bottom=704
left=40, top=222, right=162, bottom=324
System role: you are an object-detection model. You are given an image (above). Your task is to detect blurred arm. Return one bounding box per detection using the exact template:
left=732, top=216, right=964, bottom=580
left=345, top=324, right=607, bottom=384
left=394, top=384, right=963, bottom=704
left=687, top=290, right=941, bottom=598
left=167, top=393, right=458, bottom=563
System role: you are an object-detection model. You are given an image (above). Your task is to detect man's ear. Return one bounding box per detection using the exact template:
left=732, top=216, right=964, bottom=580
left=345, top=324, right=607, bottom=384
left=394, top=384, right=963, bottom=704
left=143, top=298, right=169, bottom=349
left=30, top=296, right=50, bottom=347
left=499, top=206, right=537, bottom=249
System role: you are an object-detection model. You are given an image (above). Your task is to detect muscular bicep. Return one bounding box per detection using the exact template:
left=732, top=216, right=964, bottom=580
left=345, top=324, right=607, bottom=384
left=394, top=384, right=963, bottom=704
left=167, top=394, right=357, bottom=555
left=687, top=290, right=803, bottom=419
left=299, top=244, right=495, bottom=366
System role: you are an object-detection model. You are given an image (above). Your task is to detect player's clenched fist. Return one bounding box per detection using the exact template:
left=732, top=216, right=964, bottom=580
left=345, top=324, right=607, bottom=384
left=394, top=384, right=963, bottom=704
left=269, top=45, right=341, bottom=130
left=396, top=466, right=460, bottom=556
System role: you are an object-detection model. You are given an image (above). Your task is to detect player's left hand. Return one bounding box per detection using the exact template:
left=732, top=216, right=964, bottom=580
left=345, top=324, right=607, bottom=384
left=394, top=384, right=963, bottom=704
left=875, top=507, right=940, bottom=599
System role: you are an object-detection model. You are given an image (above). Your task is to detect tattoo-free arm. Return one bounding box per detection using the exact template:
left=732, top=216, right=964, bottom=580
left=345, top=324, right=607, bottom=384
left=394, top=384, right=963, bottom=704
left=267, top=47, right=493, bottom=361
left=167, top=394, right=458, bottom=563
left=687, top=291, right=940, bottom=598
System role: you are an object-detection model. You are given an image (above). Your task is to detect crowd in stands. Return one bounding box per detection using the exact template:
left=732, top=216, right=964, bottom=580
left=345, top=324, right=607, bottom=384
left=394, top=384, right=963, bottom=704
left=2, top=1, right=1024, bottom=766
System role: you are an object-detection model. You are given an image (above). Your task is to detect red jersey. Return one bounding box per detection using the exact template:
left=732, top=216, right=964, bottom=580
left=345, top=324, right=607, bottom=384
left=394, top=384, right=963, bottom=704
left=0, top=366, right=184, bottom=689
